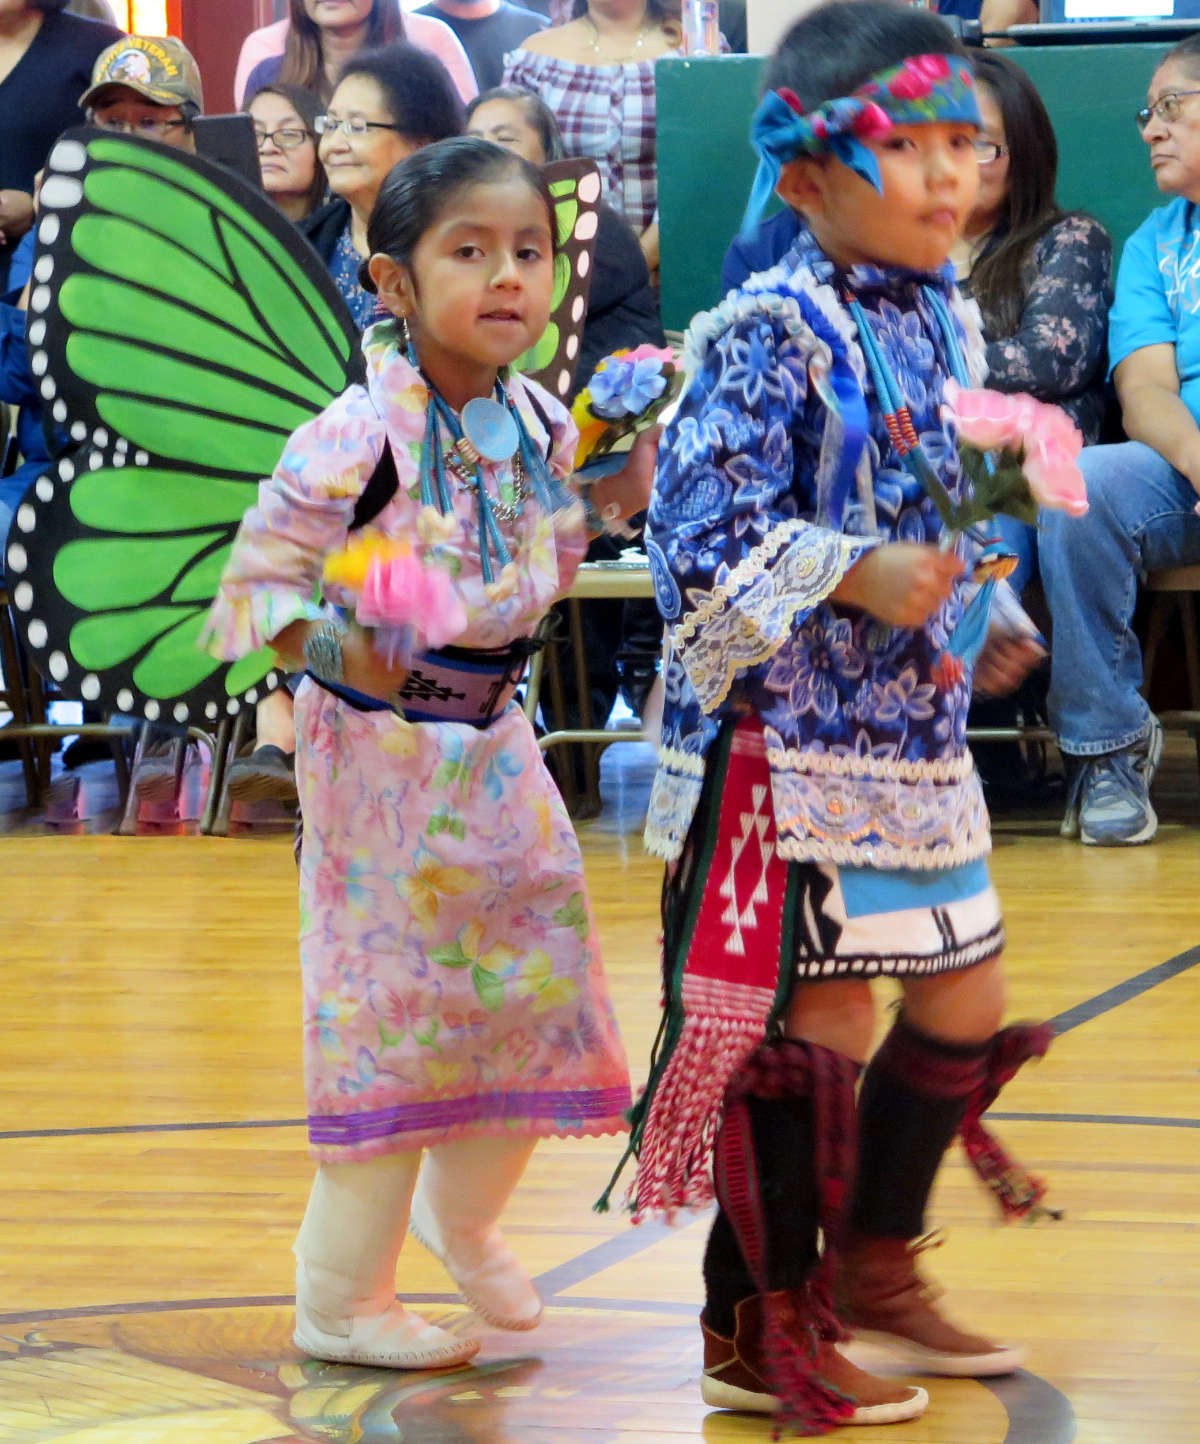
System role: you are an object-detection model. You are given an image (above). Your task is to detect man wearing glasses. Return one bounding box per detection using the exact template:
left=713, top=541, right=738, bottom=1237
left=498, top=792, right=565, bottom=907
left=1039, top=35, right=1200, bottom=846
left=79, top=34, right=204, bottom=148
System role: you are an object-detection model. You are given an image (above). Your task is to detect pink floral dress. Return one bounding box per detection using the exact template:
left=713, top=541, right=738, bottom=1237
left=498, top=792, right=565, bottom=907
left=204, top=325, right=631, bottom=1160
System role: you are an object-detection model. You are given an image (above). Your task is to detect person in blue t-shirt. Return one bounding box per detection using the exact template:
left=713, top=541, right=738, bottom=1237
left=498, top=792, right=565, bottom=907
left=1040, top=34, right=1200, bottom=847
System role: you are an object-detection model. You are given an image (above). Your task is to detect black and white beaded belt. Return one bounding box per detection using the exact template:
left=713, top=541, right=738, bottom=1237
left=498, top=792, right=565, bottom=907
left=307, top=639, right=540, bottom=728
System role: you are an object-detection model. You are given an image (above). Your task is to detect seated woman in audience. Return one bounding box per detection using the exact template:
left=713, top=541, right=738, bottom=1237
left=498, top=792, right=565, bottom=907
left=466, top=84, right=664, bottom=770
left=1040, top=35, right=1200, bottom=847
left=0, top=0, right=122, bottom=273
left=502, top=0, right=681, bottom=277
left=248, top=82, right=327, bottom=224
left=226, top=82, right=330, bottom=804
left=302, top=43, right=463, bottom=332
left=237, top=0, right=476, bottom=107
left=952, top=51, right=1112, bottom=594
left=955, top=53, right=1112, bottom=442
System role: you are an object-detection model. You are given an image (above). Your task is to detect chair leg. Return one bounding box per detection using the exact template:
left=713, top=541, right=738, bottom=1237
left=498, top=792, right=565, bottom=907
left=1181, top=594, right=1200, bottom=711
left=0, top=592, right=41, bottom=808
left=212, top=711, right=250, bottom=838
left=1142, top=594, right=1171, bottom=702
left=568, top=597, right=601, bottom=812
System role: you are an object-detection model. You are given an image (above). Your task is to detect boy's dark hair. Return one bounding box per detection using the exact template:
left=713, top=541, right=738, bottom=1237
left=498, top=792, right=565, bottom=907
left=764, top=0, right=966, bottom=110
left=1163, top=32, right=1200, bottom=71
left=465, top=86, right=566, bottom=163
left=967, top=51, right=1066, bottom=337
left=338, top=43, right=464, bottom=148
left=360, top=135, right=558, bottom=293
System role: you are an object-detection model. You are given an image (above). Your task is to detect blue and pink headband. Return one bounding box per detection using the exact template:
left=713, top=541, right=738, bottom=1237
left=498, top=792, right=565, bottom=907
left=742, top=53, right=980, bottom=234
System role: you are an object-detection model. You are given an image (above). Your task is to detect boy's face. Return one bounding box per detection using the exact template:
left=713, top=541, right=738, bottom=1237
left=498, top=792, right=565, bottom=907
left=89, top=89, right=194, bottom=152
left=780, top=120, right=979, bottom=273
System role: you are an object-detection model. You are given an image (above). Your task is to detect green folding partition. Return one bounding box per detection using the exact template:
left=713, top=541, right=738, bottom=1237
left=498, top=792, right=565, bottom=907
left=656, top=45, right=1168, bottom=335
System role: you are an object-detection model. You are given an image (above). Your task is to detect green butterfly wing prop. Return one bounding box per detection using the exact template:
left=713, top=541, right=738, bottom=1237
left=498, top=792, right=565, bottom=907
left=6, top=128, right=361, bottom=726
left=512, top=158, right=601, bottom=401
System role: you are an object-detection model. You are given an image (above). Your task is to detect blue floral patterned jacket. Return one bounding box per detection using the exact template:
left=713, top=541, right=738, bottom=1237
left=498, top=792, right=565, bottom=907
left=645, top=234, right=992, bottom=870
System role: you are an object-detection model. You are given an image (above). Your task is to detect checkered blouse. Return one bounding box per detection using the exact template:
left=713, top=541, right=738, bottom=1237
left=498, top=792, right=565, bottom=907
left=500, top=48, right=671, bottom=234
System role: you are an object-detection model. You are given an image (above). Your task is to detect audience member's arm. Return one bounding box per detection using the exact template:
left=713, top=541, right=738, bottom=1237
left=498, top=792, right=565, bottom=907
left=980, top=0, right=1037, bottom=30
left=1114, top=344, right=1200, bottom=495
left=984, top=216, right=1112, bottom=402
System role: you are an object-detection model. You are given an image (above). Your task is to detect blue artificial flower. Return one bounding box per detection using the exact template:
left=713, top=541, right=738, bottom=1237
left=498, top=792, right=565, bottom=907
left=589, top=354, right=669, bottom=419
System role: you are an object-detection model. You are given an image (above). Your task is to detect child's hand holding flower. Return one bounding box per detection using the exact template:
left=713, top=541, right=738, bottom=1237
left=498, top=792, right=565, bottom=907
left=571, top=345, right=684, bottom=473
left=323, top=535, right=467, bottom=668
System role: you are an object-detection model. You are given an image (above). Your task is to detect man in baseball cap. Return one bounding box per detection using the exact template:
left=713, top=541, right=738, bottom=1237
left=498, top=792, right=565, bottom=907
left=78, top=35, right=204, bottom=149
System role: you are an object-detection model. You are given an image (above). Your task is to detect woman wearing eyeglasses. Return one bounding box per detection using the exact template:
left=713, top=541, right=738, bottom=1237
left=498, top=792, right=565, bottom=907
left=249, top=83, right=328, bottom=223
left=300, top=42, right=463, bottom=331
left=952, top=53, right=1112, bottom=458
left=1036, top=36, right=1200, bottom=847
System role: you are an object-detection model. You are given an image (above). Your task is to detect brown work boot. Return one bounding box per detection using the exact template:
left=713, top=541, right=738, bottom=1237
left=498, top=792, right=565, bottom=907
left=837, top=1232, right=1023, bottom=1377
left=700, top=1291, right=928, bottom=1430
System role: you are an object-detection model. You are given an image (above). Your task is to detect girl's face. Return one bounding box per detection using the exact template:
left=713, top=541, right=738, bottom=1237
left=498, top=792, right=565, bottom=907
left=375, top=177, right=555, bottom=397
left=250, top=92, right=318, bottom=203
left=302, top=0, right=373, bottom=31
left=968, top=85, right=1010, bottom=238
left=782, top=120, right=980, bottom=273
left=467, top=99, right=548, bottom=166
left=320, top=74, right=418, bottom=213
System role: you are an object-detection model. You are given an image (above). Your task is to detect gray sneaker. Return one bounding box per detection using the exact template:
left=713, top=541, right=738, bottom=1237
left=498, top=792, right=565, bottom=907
left=1061, top=717, right=1164, bottom=846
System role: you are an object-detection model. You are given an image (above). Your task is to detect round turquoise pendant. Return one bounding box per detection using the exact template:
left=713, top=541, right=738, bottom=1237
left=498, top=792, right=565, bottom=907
left=461, top=397, right=519, bottom=463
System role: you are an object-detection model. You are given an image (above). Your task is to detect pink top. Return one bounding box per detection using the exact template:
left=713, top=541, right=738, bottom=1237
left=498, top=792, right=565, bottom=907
left=234, top=12, right=478, bottom=107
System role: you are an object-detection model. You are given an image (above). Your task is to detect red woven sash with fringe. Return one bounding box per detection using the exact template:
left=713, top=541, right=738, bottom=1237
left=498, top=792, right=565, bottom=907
left=600, top=720, right=794, bottom=1222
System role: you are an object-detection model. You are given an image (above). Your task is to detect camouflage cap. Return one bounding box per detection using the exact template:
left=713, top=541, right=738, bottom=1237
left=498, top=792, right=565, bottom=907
left=80, top=35, right=204, bottom=115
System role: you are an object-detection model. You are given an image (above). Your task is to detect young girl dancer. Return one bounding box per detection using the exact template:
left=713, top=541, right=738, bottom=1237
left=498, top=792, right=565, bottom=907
left=611, top=2, right=1051, bottom=1430
left=205, top=137, right=643, bottom=1370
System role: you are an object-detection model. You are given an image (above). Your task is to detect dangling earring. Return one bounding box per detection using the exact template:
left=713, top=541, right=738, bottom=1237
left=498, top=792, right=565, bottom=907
left=398, top=315, right=411, bottom=348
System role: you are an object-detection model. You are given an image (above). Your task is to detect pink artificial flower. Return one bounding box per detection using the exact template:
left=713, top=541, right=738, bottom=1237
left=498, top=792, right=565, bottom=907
left=357, top=549, right=468, bottom=648
left=853, top=101, right=893, bottom=139
left=811, top=114, right=829, bottom=140
left=944, top=381, right=1088, bottom=517
left=625, top=343, right=676, bottom=367
left=943, top=379, right=1026, bottom=450
left=1024, top=435, right=1089, bottom=516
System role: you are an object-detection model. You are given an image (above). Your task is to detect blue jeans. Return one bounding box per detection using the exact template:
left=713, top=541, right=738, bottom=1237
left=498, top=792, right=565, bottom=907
left=992, top=512, right=1038, bottom=597
left=1040, top=440, right=1200, bottom=755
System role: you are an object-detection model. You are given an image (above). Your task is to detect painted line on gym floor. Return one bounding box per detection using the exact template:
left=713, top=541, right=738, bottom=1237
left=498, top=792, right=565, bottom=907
left=1048, top=943, right=1200, bottom=1035
left=2, top=941, right=1196, bottom=1146
left=988, top=1110, right=1200, bottom=1128
left=988, top=1370, right=1076, bottom=1444
left=0, top=1290, right=1077, bottom=1444
left=532, top=1216, right=696, bottom=1296
left=0, top=1117, right=306, bottom=1140
left=0, top=1294, right=702, bottom=1328
left=4, top=1107, right=1198, bottom=1142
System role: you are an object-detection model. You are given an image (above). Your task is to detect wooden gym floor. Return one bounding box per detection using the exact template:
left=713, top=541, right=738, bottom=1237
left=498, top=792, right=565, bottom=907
left=1, top=738, right=1198, bottom=1444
